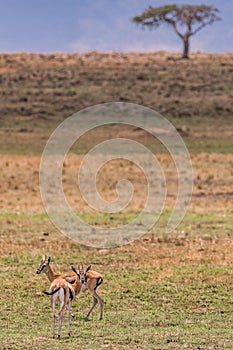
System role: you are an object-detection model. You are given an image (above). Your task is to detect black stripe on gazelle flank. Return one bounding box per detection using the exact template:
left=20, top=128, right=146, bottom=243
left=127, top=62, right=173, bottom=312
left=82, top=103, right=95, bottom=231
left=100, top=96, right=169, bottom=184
left=94, top=277, right=103, bottom=290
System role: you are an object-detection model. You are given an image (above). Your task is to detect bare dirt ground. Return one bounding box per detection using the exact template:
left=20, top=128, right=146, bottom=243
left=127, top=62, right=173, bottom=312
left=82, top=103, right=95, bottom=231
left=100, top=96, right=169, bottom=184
left=0, top=153, right=232, bottom=213
left=1, top=151, right=232, bottom=269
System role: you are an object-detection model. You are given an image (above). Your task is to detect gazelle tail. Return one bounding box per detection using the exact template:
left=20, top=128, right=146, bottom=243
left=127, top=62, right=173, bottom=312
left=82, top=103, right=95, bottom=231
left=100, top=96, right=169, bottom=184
left=43, top=286, right=61, bottom=296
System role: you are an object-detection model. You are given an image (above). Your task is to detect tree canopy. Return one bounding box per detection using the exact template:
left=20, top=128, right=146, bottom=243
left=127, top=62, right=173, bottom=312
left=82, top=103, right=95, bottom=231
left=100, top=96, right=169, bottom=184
left=133, top=4, right=221, bottom=58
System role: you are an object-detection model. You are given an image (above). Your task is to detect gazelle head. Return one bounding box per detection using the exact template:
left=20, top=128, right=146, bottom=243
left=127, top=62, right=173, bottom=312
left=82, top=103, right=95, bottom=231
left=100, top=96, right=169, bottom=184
left=36, top=255, right=51, bottom=274
left=71, top=263, right=91, bottom=284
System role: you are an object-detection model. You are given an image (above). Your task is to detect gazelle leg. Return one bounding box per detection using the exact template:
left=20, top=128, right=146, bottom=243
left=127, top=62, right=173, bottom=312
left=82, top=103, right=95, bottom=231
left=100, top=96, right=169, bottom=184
left=86, top=296, right=98, bottom=319
left=58, top=300, right=65, bottom=340
left=87, top=290, right=104, bottom=320
left=95, top=287, right=104, bottom=320
left=58, top=310, right=63, bottom=340
left=52, top=314, right=56, bottom=339
left=66, top=305, right=74, bottom=318
left=52, top=298, right=56, bottom=339
left=97, top=294, right=104, bottom=320
left=67, top=300, right=71, bottom=337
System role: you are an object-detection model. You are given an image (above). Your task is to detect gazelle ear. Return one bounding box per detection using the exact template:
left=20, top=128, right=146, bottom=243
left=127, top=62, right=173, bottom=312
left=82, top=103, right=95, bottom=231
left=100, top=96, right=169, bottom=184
left=48, top=257, right=51, bottom=263
left=86, top=265, right=91, bottom=273
left=42, top=255, right=45, bottom=261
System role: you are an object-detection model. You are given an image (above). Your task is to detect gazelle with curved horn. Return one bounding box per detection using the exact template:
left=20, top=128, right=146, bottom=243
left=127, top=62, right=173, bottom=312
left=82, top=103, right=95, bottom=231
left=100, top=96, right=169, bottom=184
left=36, top=257, right=104, bottom=320
left=43, top=275, right=80, bottom=339
left=72, top=263, right=104, bottom=320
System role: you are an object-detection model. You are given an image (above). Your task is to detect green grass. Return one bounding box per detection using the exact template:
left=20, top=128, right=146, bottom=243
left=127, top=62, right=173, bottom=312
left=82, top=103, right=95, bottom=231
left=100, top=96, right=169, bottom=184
left=0, top=211, right=233, bottom=349
left=1, top=210, right=233, bottom=241
left=1, top=210, right=233, bottom=245
left=1, top=118, right=233, bottom=155
left=0, top=258, right=232, bottom=349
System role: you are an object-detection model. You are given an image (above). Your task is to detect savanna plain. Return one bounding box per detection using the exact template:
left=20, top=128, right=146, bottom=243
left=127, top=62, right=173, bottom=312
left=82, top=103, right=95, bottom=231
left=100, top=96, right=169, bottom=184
left=0, top=52, right=233, bottom=349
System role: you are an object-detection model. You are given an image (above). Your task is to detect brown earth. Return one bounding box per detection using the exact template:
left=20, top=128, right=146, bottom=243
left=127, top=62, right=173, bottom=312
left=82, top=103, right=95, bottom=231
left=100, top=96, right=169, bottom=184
left=0, top=52, right=233, bottom=268
left=0, top=153, right=232, bottom=214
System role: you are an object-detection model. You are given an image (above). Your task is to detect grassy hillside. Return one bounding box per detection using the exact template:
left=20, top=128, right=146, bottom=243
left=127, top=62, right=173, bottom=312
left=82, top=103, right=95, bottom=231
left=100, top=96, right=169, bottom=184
left=0, top=52, right=232, bottom=154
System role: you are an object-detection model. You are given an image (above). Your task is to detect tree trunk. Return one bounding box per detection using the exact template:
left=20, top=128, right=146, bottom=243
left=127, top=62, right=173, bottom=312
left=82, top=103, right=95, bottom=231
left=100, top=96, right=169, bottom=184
left=182, top=36, right=190, bottom=59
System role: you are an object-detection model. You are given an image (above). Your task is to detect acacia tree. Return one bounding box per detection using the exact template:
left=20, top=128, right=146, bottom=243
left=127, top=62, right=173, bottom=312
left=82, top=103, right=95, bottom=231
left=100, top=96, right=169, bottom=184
left=133, top=4, right=221, bottom=58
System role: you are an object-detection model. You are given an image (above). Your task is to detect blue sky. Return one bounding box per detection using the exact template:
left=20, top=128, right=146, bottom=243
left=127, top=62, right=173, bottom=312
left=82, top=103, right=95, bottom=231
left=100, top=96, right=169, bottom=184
left=0, top=0, right=232, bottom=54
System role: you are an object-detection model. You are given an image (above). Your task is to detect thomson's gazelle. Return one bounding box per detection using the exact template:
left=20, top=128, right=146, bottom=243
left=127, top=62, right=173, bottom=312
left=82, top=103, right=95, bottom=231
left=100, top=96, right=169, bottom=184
left=43, top=275, right=80, bottom=339
left=72, top=263, right=104, bottom=320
